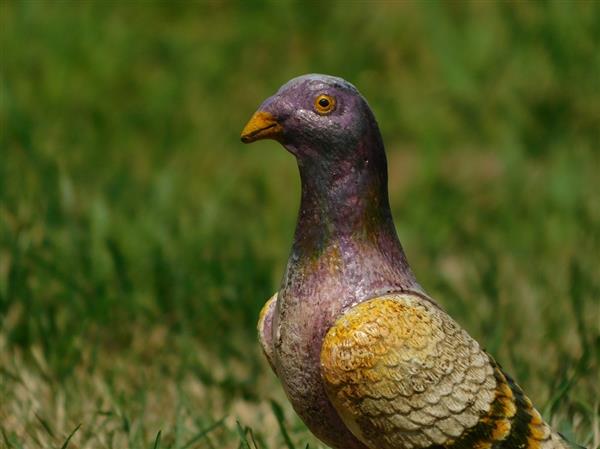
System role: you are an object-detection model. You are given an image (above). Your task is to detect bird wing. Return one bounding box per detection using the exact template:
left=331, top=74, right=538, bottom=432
left=320, top=293, right=569, bottom=449
left=257, top=292, right=278, bottom=373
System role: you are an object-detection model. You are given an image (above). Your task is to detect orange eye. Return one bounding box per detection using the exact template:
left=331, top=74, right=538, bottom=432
left=314, top=94, right=336, bottom=115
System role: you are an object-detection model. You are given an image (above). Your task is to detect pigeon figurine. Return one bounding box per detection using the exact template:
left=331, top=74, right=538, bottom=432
left=241, top=74, right=578, bottom=449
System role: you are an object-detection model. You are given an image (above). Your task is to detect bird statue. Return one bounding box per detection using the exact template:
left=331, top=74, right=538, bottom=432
left=240, top=74, right=580, bottom=449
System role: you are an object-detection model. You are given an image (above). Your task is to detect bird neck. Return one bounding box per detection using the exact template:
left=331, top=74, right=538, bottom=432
left=288, top=138, right=416, bottom=293
left=294, top=154, right=393, bottom=250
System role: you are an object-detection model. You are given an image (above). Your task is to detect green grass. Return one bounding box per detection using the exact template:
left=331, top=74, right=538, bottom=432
left=1, top=1, right=599, bottom=448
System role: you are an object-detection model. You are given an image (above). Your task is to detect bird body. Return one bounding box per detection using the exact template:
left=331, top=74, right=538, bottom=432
left=241, top=74, right=578, bottom=449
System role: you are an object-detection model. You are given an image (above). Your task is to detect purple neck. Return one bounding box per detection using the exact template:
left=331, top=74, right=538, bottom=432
left=286, top=135, right=418, bottom=296
left=293, top=152, right=389, bottom=251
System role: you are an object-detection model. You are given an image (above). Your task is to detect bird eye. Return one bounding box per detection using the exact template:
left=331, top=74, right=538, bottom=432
left=314, top=94, right=336, bottom=115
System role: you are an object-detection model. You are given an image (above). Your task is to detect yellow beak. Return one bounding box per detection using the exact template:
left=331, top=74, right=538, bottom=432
left=240, top=111, right=283, bottom=143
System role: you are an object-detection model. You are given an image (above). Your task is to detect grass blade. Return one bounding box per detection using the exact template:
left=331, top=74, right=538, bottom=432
left=35, top=413, right=55, bottom=438
left=181, top=416, right=226, bottom=449
left=235, top=421, right=251, bottom=449
left=270, top=400, right=295, bottom=449
left=59, top=424, right=81, bottom=449
left=152, top=430, right=161, bottom=449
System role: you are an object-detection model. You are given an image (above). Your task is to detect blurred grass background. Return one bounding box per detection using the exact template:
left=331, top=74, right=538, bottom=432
left=1, top=1, right=599, bottom=448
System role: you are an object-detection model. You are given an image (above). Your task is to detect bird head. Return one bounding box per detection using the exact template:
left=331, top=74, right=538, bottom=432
left=241, top=74, right=383, bottom=167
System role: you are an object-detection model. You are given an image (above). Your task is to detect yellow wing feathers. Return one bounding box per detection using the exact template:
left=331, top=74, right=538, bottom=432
left=320, top=294, right=496, bottom=448
left=257, top=292, right=278, bottom=372
left=320, top=294, right=569, bottom=449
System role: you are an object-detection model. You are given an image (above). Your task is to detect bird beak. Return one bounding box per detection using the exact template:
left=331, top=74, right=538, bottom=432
left=240, top=111, right=283, bottom=143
